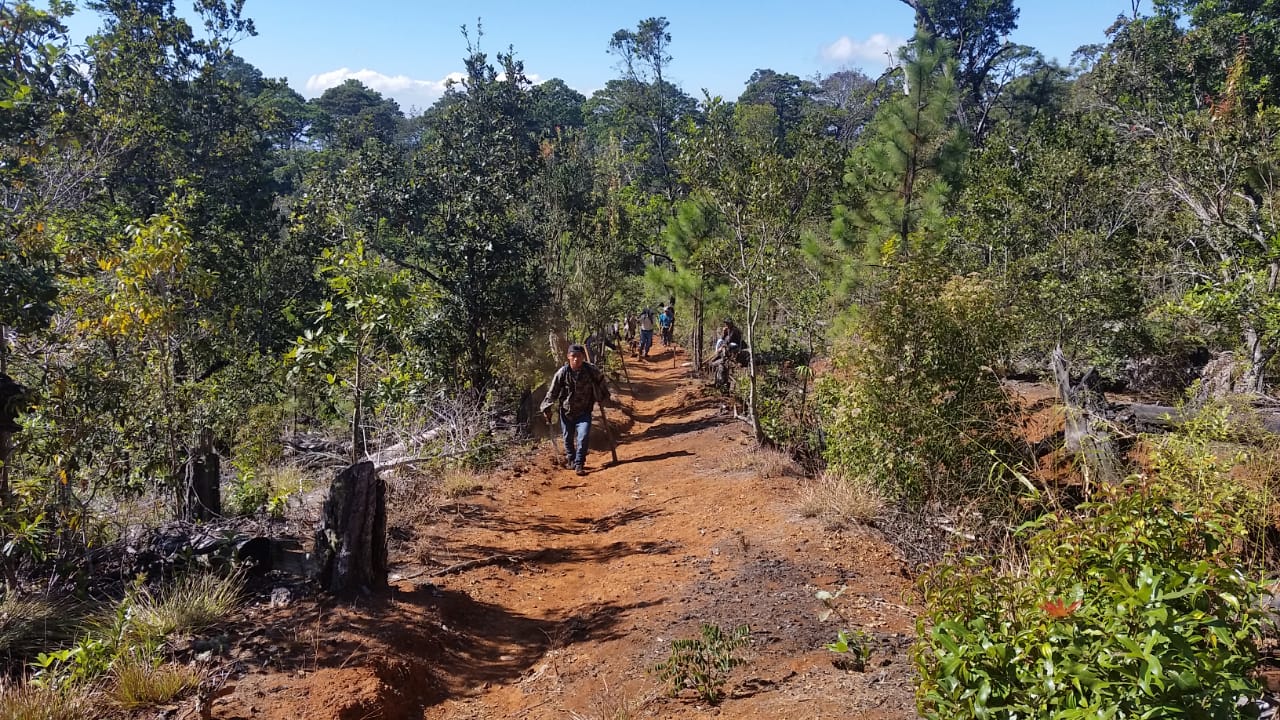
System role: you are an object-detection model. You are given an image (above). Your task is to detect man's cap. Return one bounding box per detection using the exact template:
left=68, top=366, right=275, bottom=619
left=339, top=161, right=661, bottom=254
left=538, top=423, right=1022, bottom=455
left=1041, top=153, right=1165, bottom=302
left=567, top=343, right=587, bottom=355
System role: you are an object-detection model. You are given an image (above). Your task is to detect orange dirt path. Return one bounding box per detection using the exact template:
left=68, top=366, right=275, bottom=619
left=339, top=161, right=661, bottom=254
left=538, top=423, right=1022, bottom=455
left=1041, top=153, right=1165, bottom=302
left=210, top=344, right=920, bottom=720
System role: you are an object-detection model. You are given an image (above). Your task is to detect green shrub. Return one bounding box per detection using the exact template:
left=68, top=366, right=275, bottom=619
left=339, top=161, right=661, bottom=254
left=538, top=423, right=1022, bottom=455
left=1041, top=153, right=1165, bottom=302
left=652, top=623, right=750, bottom=704
left=914, top=479, right=1269, bottom=718
left=227, top=467, right=271, bottom=516
left=232, top=402, right=288, bottom=470
left=819, top=268, right=1027, bottom=512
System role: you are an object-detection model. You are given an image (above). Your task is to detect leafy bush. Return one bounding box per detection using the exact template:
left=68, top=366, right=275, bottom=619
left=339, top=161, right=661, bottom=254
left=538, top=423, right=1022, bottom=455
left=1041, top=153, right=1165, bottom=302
left=227, top=467, right=271, bottom=516
left=652, top=623, right=750, bottom=704
left=819, top=267, right=1027, bottom=512
left=914, top=479, right=1270, bottom=718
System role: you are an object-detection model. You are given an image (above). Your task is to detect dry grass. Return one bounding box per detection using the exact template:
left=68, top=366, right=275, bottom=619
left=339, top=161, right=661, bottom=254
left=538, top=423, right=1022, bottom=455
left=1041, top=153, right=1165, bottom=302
left=110, top=653, right=202, bottom=709
left=0, top=595, right=77, bottom=661
left=128, top=570, right=244, bottom=643
left=719, top=446, right=801, bottom=479
left=797, top=471, right=884, bottom=529
left=567, top=679, right=645, bottom=720
left=440, top=467, right=485, bottom=498
left=0, top=681, right=98, bottom=720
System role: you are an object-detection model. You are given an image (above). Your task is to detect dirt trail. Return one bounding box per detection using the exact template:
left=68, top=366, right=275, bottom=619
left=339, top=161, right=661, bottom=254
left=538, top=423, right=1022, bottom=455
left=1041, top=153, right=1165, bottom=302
left=211, top=345, right=920, bottom=720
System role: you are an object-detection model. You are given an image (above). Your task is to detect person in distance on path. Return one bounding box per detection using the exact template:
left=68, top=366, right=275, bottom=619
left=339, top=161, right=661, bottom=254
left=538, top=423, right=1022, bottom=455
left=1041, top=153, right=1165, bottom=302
left=540, top=344, right=611, bottom=476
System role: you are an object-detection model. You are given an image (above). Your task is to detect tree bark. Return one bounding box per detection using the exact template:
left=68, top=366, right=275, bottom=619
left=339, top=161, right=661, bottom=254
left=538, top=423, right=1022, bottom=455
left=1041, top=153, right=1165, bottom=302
left=313, top=461, right=387, bottom=595
left=179, top=428, right=221, bottom=521
left=1052, top=346, right=1120, bottom=487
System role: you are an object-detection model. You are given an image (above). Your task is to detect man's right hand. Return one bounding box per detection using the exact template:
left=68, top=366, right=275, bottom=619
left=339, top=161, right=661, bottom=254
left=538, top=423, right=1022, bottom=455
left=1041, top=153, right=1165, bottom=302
left=543, top=410, right=553, bottom=425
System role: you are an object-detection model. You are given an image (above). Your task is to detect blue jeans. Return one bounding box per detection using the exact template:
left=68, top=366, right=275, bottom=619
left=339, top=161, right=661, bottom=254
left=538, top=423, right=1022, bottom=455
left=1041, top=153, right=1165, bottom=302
left=639, top=329, right=653, bottom=356
left=560, top=410, right=593, bottom=468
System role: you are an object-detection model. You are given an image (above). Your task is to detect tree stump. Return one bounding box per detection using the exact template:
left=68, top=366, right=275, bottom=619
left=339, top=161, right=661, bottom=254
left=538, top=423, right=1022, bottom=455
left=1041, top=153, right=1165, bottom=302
left=179, top=429, right=221, bottom=521
left=313, top=461, right=387, bottom=595
left=1052, top=347, right=1120, bottom=486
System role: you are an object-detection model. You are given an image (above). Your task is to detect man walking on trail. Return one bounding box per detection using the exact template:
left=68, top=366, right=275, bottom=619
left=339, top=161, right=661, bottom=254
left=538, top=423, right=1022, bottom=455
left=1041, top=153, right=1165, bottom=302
left=541, top=344, right=611, bottom=476
left=638, top=308, right=655, bottom=359
left=658, top=307, right=673, bottom=347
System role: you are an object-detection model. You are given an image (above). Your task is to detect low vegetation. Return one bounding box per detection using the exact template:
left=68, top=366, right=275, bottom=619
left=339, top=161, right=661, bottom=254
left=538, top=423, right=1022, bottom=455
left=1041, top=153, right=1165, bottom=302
left=915, top=410, right=1276, bottom=718
left=651, top=623, right=751, bottom=704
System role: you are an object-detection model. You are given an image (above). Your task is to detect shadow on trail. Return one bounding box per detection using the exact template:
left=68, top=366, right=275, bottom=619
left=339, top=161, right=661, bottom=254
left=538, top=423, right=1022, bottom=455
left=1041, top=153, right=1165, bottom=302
left=631, top=416, right=732, bottom=441
left=428, top=589, right=666, bottom=689
left=435, top=539, right=679, bottom=571
left=609, top=449, right=693, bottom=465
left=435, top=497, right=671, bottom=536
left=618, top=395, right=722, bottom=425
left=573, top=505, right=666, bottom=532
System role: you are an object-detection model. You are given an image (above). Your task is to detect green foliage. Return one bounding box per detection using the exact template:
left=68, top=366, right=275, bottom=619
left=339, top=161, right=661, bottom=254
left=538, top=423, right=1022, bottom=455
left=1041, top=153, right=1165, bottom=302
left=652, top=623, right=751, bottom=704
left=226, top=467, right=269, bottom=516
left=915, top=479, right=1270, bottom=718
left=819, top=267, right=1025, bottom=510
left=232, top=402, right=288, bottom=471
left=369, top=42, right=546, bottom=392
left=833, top=31, right=966, bottom=263
left=954, top=117, right=1149, bottom=376
left=29, top=636, right=113, bottom=690
left=825, top=628, right=873, bottom=671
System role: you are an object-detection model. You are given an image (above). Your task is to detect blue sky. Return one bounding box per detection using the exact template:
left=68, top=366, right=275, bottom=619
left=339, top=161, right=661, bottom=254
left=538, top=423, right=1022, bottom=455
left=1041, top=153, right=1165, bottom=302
left=65, top=0, right=1143, bottom=114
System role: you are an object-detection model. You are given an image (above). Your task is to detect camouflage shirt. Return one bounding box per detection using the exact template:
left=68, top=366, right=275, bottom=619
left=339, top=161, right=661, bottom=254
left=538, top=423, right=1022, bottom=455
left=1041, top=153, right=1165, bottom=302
left=540, top=362, right=609, bottom=419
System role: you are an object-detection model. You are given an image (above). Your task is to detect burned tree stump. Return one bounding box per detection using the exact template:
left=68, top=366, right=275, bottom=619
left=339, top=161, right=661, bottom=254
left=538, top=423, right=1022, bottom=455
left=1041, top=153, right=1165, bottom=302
left=313, top=461, right=387, bottom=595
left=0, top=373, right=33, bottom=507
left=179, top=429, right=221, bottom=521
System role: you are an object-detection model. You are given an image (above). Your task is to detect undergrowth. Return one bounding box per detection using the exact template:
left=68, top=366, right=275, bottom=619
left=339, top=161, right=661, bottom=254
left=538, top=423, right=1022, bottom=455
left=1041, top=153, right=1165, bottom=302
left=915, top=470, right=1270, bottom=717
left=652, top=623, right=750, bottom=704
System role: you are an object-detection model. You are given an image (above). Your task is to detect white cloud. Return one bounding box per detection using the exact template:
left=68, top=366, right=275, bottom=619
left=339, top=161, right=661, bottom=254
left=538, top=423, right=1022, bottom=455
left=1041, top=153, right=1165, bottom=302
left=305, top=67, right=466, bottom=111
left=820, top=33, right=907, bottom=68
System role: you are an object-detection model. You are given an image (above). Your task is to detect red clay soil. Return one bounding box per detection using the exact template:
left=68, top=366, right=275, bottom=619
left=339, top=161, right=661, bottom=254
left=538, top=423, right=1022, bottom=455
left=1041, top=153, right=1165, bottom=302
left=209, top=345, right=921, bottom=720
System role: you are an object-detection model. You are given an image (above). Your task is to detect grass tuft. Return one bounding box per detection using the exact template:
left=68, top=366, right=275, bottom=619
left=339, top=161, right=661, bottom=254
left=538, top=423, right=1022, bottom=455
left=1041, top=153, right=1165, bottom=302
left=0, top=681, right=97, bottom=720
left=720, top=446, right=801, bottom=479
left=0, top=595, right=77, bottom=661
left=798, top=471, right=883, bottom=528
left=440, top=467, right=485, bottom=498
left=110, top=652, right=201, bottom=710
left=128, top=570, right=244, bottom=643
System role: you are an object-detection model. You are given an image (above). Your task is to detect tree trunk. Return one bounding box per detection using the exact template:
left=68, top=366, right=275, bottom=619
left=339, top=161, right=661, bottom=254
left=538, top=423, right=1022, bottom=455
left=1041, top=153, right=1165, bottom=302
left=0, top=369, right=29, bottom=509
left=693, top=293, right=704, bottom=369
left=313, top=461, right=387, bottom=595
left=351, top=349, right=365, bottom=464
left=1052, top=346, right=1119, bottom=488
left=1240, top=326, right=1270, bottom=395
left=179, top=428, right=221, bottom=521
